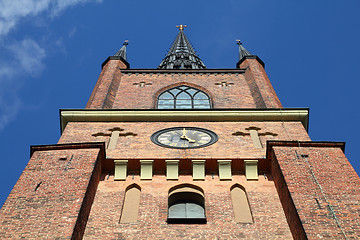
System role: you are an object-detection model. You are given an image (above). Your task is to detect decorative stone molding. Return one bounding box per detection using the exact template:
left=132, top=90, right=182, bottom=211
left=218, top=160, right=232, bottom=180
left=192, top=160, right=206, bottom=180
left=166, top=160, right=179, bottom=180
left=244, top=160, right=258, bottom=180
left=140, top=160, right=154, bottom=180
left=114, top=160, right=128, bottom=180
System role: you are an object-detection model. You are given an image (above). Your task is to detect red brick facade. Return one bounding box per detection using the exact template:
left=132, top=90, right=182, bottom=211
left=1, top=49, right=359, bottom=239
left=0, top=143, right=105, bottom=239
left=83, top=175, right=293, bottom=239
left=269, top=141, right=360, bottom=239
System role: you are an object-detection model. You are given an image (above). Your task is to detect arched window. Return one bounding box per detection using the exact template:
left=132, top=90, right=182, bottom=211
left=230, top=184, right=253, bottom=223
left=119, top=184, right=141, bottom=223
left=167, top=184, right=206, bottom=224
left=157, top=85, right=211, bottom=109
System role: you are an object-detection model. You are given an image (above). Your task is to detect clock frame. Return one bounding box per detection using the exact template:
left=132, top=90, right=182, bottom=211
left=151, top=127, right=218, bottom=149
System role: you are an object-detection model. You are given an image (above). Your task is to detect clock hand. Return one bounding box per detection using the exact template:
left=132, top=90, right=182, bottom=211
left=180, top=128, right=196, bottom=143
left=181, top=128, right=187, bottom=139
left=181, top=135, right=196, bottom=142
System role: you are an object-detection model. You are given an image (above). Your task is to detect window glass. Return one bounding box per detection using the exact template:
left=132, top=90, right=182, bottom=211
left=187, top=88, right=198, bottom=96
left=168, top=203, right=186, bottom=218
left=193, top=99, right=209, bottom=105
left=194, top=92, right=208, bottom=99
left=176, top=99, right=191, bottom=105
left=168, top=202, right=205, bottom=219
left=177, top=91, right=191, bottom=99
left=157, top=85, right=211, bottom=109
left=158, top=99, right=174, bottom=105
left=159, top=92, right=174, bottom=99
left=169, top=88, right=181, bottom=96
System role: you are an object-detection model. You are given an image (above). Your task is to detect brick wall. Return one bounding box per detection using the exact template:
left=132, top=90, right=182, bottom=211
left=86, top=59, right=127, bottom=109
left=0, top=143, right=104, bottom=239
left=111, top=71, right=258, bottom=109
left=86, top=57, right=282, bottom=110
left=83, top=174, right=292, bottom=239
left=239, top=57, right=283, bottom=108
left=269, top=142, right=360, bottom=239
left=58, top=121, right=310, bottom=160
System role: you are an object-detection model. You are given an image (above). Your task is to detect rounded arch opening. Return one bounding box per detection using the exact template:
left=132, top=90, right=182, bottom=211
left=167, top=184, right=206, bottom=224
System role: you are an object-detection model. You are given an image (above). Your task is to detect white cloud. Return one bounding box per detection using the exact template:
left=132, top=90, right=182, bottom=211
left=0, top=0, right=102, bottom=37
left=0, top=0, right=103, bottom=130
left=7, top=39, right=46, bottom=76
left=0, top=91, right=21, bottom=130
left=51, top=0, right=103, bottom=17
left=0, top=38, right=45, bottom=129
left=0, top=0, right=50, bottom=36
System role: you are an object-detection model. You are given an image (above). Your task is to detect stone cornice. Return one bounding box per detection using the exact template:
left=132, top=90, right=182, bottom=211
left=266, top=140, right=346, bottom=157
left=59, top=108, right=309, bottom=134
left=119, top=69, right=246, bottom=74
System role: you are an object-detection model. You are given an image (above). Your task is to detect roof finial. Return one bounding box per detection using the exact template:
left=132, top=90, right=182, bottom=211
left=236, top=39, right=242, bottom=61
left=114, top=40, right=128, bottom=60
left=176, top=25, right=187, bottom=31
left=236, top=39, right=251, bottom=60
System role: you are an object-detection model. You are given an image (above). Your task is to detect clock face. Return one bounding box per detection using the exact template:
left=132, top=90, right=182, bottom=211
left=151, top=127, right=218, bottom=149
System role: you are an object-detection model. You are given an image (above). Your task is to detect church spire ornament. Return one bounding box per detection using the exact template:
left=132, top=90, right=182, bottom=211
left=176, top=25, right=187, bottom=31
left=114, top=40, right=128, bottom=60
left=158, top=25, right=206, bottom=69
left=236, top=39, right=251, bottom=61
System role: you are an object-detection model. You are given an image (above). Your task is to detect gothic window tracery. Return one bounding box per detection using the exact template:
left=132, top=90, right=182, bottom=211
left=157, top=85, right=211, bottom=109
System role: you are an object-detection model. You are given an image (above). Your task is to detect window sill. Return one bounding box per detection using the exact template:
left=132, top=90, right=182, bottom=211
left=166, top=218, right=207, bottom=224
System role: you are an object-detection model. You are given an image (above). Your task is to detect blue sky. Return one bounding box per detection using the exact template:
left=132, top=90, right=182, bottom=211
left=0, top=0, right=359, bottom=207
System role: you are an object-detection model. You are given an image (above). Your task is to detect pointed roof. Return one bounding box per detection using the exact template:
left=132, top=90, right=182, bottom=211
left=114, top=40, right=128, bottom=60
left=236, top=40, right=251, bottom=60
left=102, top=40, right=130, bottom=69
left=235, top=40, right=265, bottom=68
left=158, top=25, right=206, bottom=69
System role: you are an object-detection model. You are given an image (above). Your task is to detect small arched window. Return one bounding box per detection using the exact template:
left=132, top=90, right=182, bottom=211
left=157, top=85, right=211, bottom=109
left=167, top=184, right=206, bottom=224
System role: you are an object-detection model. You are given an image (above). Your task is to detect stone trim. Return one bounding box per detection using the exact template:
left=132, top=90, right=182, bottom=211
left=60, top=108, right=309, bottom=133
left=218, top=160, right=232, bottom=180
left=244, top=160, right=258, bottom=180
left=114, top=160, right=128, bottom=180
left=140, top=160, right=153, bottom=180
left=192, top=160, right=206, bottom=180
left=166, top=160, right=179, bottom=180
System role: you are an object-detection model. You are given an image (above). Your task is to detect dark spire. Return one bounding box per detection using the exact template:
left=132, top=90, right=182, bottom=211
left=236, top=40, right=251, bottom=60
left=114, top=40, right=128, bottom=60
left=158, top=25, right=206, bottom=69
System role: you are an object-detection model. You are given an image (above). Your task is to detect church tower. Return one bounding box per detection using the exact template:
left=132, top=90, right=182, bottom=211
left=1, top=26, right=359, bottom=239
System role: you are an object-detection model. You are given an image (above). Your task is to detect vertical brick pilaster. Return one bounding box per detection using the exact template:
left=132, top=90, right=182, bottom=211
left=239, top=56, right=283, bottom=108
left=86, top=58, right=127, bottom=109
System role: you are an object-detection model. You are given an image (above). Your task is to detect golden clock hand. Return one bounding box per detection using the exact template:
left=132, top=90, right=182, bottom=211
left=183, top=135, right=196, bottom=143
left=180, top=128, right=187, bottom=139
left=181, top=128, right=186, bottom=136
left=180, top=128, right=195, bottom=143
